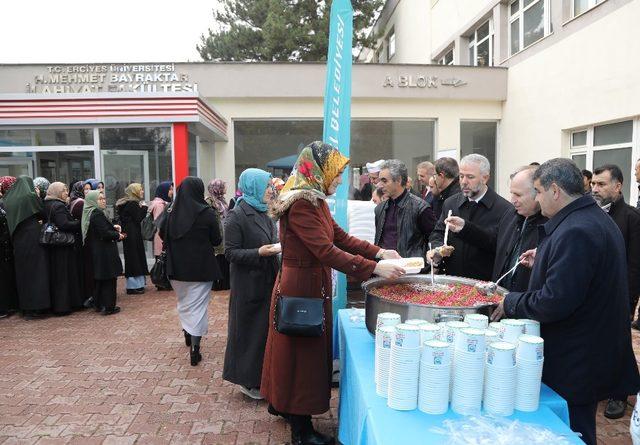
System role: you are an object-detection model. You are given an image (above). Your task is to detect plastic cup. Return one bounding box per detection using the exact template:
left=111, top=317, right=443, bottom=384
left=517, top=334, right=544, bottom=361
left=520, top=319, right=541, bottom=336
left=484, top=329, right=500, bottom=344
left=419, top=324, right=441, bottom=344
left=487, top=341, right=517, bottom=367
left=394, top=324, right=421, bottom=349
left=464, top=313, right=489, bottom=329
left=445, top=321, right=470, bottom=344
left=377, top=325, right=395, bottom=350
left=422, top=340, right=451, bottom=366
left=501, top=319, right=525, bottom=344
left=455, top=327, right=486, bottom=354
left=405, top=319, right=429, bottom=327
left=377, top=312, right=401, bottom=330
left=488, top=322, right=503, bottom=337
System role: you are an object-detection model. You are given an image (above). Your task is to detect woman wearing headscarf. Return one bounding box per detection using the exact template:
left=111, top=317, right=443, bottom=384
left=68, top=181, right=86, bottom=219
left=43, top=182, right=83, bottom=315
left=149, top=181, right=173, bottom=258
left=68, top=180, right=93, bottom=306
left=206, top=179, right=230, bottom=291
left=0, top=176, right=19, bottom=318
left=83, top=179, right=104, bottom=196
left=260, top=142, right=403, bottom=445
left=33, top=177, right=50, bottom=201
left=228, top=188, right=242, bottom=211
left=3, top=176, right=51, bottom=318
left=160, top=177, right=222, bottom=366
left=115, top=183, right=148, bottom=294
left=83, top=191, right=124, bottom=315
left=222, top=169, right=279, bottom=399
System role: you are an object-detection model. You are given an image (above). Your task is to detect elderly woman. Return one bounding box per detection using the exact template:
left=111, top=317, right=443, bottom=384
left=115, top=183, right=148, bottom=294
left=160, top=177, right=222, bottom=366
left=43, top=182, right=83, bottom=315
left=3, top=177, right=51, bottom=318
left=261, top=142, right=403, bottom=445
left=206, top=179, right=230, bottom=291
left=83, top=191, right=124, bottom=315
left=0, top=176, right=18, bottom=318
left=33, top=176, right=50, bottom=201
left=223, top=169, right=279, bottom=400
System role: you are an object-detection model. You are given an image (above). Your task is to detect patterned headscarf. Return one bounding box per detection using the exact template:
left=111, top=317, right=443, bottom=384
left=207, top=179, right=229, bottom=217
left=281, top=141, right=349, bottom=196
left=115, top=183, right=143, bottom=207
left=33, top=177, right=50, bottom=199
left=70, top=181, right=85, bottom=201
left=271, top=177, right=285, bottom=193
left=0, top=176, right=17, bottom=196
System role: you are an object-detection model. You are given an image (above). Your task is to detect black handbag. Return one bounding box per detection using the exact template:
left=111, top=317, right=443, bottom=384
left=150, top=250, right=172, bottom=290
left=141, top=210, right=157, bottom=241
left=39, top=207, right=76, bottom=247
left=274, top=216, right=325, bottom=337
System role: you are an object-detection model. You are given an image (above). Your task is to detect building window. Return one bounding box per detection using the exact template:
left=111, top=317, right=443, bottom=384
left=387, top=29, right=396, bottom=61
left=509, top=0, right=550, bottom=56
left=570, top=119, right=636, bottom=203
left=460, top=121, right=498, bottom=189
left=573, top=0, right=604, bottom=17
left=468, top=19, right=493, bottom=66
left=439, top=49, right=454, bottom=65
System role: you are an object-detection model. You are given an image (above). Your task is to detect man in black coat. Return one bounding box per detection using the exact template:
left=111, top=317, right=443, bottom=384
left=591, top=164, right=640, bottom=419
left=441, top=165, right=547, bottom=291
left=494, top=159, right=640, bottom=445
left=428, top=154, right=511, bottom=281
left=430, top=157, right=461, bottom=220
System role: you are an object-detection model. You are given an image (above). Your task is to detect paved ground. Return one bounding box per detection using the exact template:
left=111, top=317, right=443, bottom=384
left=0, top=279, right=635, bottom=444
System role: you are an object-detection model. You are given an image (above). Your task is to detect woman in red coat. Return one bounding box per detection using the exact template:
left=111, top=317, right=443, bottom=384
left=261, top=142, right=404, bottom=445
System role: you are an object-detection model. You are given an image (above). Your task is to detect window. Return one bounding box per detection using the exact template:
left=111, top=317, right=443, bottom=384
left=468, top=20, right=493, bottom=66
left=387, top=29, right=396, bottom=60
left=460, top=121, right=498, bottom=189
left=570, top=120, right=636, bottom=203
left=573, top=0, right=604, bottom=17
left=439, top=49, right=454, bottom=65
left=509, top=0, right=550, bottom=56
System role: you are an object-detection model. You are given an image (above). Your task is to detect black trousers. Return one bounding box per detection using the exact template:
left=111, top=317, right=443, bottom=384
left=94, top=278, right=117, bottom=311
left=568, top=402, right=598, bottom=445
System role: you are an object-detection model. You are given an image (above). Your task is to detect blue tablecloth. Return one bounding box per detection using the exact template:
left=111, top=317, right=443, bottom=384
left=336, top=309, right=580, bottom=445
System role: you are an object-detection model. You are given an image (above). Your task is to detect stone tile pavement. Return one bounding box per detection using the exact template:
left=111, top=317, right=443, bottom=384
left=0, top=278, right=636, bottom=444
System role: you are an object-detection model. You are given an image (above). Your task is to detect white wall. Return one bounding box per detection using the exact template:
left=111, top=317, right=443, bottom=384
left=386, top=0, right=432, bottom=64
left=430, top=0, right=495, bottom=57
left=500, top=0, right=640, bottom=199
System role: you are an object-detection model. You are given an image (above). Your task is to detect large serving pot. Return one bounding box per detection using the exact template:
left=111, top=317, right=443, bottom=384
left=362, top=274, right=508, bottom=335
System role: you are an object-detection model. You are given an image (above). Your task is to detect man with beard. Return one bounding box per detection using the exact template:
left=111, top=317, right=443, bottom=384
left=440, top=165, right=547, bottom=291
left=427, top=154, right=511, bottom=281
left=493, top=158, right=640, bottom=445
left=591, top=164, right=640, bottom=419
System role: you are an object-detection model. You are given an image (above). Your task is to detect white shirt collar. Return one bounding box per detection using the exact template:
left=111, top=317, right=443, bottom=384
left=468, top=187, right=488, bottom=203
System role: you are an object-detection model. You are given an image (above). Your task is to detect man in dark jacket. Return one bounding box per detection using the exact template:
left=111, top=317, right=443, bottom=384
left=441, top=165, right=546, bottom=291
left=591, top=164, right=640, bottom=419
left=431, top=157, right=461, bottom=219
left=494, top=159, right=640, bottom=445
left=375, top=159, right=435, bottom=259
left=428, top=154, right=511, bottom=281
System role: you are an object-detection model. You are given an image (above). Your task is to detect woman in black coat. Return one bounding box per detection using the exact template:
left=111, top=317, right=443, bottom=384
left=223, top=168, right=279, bottom=399
left=3, top=176, right=50, bottom=318
left=43, top=183, right=83, bottom=315
left=83, top=190, right=124, bottom=315
left=0, top=176, right=18, bottom=318
left=115, top=183, right=148, bottom=295
left=160, top=177, right=222, bottom=366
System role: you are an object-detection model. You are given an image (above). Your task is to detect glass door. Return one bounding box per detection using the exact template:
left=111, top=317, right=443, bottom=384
left=101, top=150, right=150, bottom=220
left=0, top=157, right=33, bottom=177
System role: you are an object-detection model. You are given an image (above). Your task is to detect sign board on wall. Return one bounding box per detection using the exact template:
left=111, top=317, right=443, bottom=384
left=25, top=64, right=198, bottom=94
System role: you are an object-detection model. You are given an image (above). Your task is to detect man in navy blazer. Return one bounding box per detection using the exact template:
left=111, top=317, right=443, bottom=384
left=493, top=158, right=640, bottom=445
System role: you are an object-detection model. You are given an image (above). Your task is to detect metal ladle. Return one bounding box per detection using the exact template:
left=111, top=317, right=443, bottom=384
left=475, top=260, right=524, bottom=295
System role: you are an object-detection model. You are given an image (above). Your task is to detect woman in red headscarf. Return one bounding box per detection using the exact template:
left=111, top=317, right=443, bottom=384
left=0, top=176, right=19, bottom=317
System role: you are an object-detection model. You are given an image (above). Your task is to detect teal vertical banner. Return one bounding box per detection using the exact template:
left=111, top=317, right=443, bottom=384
left=323, top=0, right=353, bottom=325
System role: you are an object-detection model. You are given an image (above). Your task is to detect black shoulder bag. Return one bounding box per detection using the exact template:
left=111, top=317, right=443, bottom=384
left=274, top=216, right=325, bottom=337
left=40, top=205, right=76, bottom=247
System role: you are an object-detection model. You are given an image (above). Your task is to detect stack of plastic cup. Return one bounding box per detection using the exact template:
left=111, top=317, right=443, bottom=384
left=418, top=340, right=452, bottom=414
left=375, top=325, right=396, bottom=397
left=488, top=321, right=503, bottom=337
left=520, top=319, right=541, bottom=336
left=444, top=321, right=470, bottom=345
left=515, top=334, right=544, bottom=411
left=436, top=322, right=448, bottom=340
left=484, top=341, right=517, bottom=416
left=375, top=313, right=401, bottom=384
left=464, top=313, right=489, bottom=329
left=484, top=329, right=500, bottom=345
left=501, top=319, right=526, bottom=345
left=387, top=324, right=421, bottom=410
left=419, top=323, right=441, bottom=344
left=405, top=319, right=429, bottom=327
left=451, top=328, right=486, bottom=415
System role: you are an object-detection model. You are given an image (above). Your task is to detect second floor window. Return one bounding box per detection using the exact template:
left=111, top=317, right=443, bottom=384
left=573, top=0, right=604, bottom=17
left=468, top=20, right=493, bottom=66
left=509, top=0, right=550, bottom=56
left=387, top=30, right=396, bottom=60
left=439, top=49, right=454, bottom=65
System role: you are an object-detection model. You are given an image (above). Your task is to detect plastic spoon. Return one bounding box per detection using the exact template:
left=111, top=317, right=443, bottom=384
left=443, top=209, right=453, bottom=246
